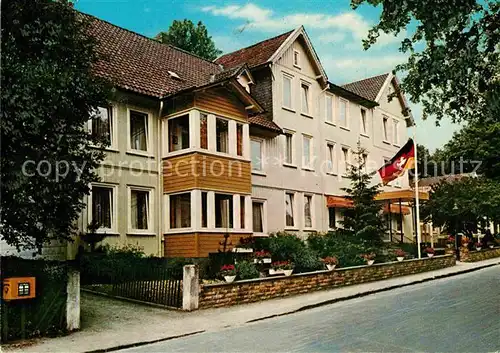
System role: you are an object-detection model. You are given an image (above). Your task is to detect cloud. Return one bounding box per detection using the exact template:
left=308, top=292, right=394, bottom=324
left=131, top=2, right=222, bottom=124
left=202, top=3, right=405, bottom=46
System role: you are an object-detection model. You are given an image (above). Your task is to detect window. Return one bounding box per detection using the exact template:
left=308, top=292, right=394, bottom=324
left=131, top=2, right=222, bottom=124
left=341, top=147, right=349, bottom=175
left=325, top=95, right=333, bottom=123
left=383, top=116, right=389, bottom=141
left=362, top=153, right=368, bottom=173
left=251, top=139, right=263, bottom=171
left=301, top=83, right=310, bottom=115
left=302, top=135, right=313, bottom=169
left=393, top=119, right=399, bottom=145
left=200, top=113, right=208, bottom=149
left=168, top=115, right=190, bottom=152
left=360, top=109, right=368, bottom=135
left=327, top=142, right=336, bottom=174
left=304, top=195, right=313, bottom=228
left=328, top=207, right=336, bottom=229
left=236, top=123, right=243, bottom=156
left=293, top=49, right=300, bottom=67
left=130, top=189, right=149, bottom=230
left=170, top=193, right=191, bottom=228
left=201, top=192, right=207, bottom=228
left=285, top=192, right=295, bottom=227
left=215, top=194, right=233, bottom=228
left=130, top=110, right=148, bottom=151
left=216, top=118, right=229, bottom=153
left=339, top=99, right=348, bottom=128
left=91, top=186, right=114, bottom=230
left=252, top=200, right=264, bottom=233
left=283, top=74, right=292, bottom=109
left=91, top=106, right=112, bottom=146
left=240, top=196, right=245, bottom=229
left=284, top=132, right=294, bottom=164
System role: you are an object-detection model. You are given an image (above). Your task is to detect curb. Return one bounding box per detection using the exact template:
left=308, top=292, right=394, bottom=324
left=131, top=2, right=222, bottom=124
left=246, top=261, right=500, bottom=323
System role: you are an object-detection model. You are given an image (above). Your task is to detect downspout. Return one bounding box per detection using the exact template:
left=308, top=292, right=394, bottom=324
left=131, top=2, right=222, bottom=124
left=319, top=83, right=330, bottom=231
left=157, top=100, right=164, bottom=257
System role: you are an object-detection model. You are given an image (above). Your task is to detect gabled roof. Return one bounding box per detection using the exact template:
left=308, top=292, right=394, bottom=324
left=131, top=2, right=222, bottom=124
left=248, top=114, right=282, bottom=133
left=83, top=12, right=222, bottom=98
left=215, top=30, right=294, bottom=69
left=341, top=73, right=390, bottom=102
left=327, top=82, right=378, bottom=108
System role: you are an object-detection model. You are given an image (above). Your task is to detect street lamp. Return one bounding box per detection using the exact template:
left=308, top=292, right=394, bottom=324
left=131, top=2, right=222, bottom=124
left=453, top=203, right=460, bottom=260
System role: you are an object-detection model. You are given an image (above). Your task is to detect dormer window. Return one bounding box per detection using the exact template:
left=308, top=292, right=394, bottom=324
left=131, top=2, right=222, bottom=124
left=168, top=70, right=181, bottom=80
left=293, top=49, right=300, bottom=68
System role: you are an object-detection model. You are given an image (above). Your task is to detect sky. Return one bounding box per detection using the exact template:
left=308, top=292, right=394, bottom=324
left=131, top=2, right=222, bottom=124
left=75, top=0, right=461, bottom=152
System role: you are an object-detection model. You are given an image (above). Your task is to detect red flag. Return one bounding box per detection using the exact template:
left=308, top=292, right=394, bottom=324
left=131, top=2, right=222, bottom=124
left=378, top=139, right=415, bottom=185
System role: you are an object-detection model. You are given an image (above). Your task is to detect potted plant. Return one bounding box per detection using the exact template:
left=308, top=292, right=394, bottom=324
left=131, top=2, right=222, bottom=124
left=233, top=237, right=254, bottom=253
left=219, top=264, right=237, bottom=283
left=424, top=247, right=435, bottom=258
left=475, top=242, right=482, bottom=251
left=269, top=261, right=294, bottom=276
left=395, top=249, right=406, bottom=262
left=322, top=256, right=338, bottom=270
left=446, top=236, right=455, bottom=248
left=253, top=250, right=272, bottom=264
left=461, top=237, right=469, bottom=247
left=361, top=253, right=376, bottom=266
left=487, top=242, right=495, bottom=249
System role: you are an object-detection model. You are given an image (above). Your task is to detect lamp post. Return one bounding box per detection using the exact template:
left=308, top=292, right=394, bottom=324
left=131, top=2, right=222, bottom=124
left=453, top=203, right=460, bottom=261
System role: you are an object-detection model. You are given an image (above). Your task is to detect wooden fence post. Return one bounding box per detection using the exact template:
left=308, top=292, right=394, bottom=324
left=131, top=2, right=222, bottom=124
left=182, top=265, right=199, bottom=311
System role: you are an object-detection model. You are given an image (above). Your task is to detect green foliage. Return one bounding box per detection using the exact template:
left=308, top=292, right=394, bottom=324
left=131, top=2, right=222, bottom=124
left=268, top=232, right=323, bottom=272
left=351, top=0, right=500, bottom=125
left=155, top=19, right=222, bottom=60
left=1, top=0, right=112, bottom=252
left=236, top=260, right=260, bottom=280
left=341, top=143, right=386, bottom=247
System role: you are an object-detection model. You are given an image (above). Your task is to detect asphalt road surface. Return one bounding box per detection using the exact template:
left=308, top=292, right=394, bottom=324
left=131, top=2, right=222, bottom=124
left=122, top=266, right=500, bottom=352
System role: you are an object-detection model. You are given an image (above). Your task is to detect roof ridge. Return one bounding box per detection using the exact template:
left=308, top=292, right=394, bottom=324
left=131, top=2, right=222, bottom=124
left=79, top=10, right=221, bottom=69
left=217, top=29, right=294, bottom=62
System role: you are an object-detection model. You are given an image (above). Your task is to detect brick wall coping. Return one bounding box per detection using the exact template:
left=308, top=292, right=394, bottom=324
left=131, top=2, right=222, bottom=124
left=202, top=255, right=454, bottom=289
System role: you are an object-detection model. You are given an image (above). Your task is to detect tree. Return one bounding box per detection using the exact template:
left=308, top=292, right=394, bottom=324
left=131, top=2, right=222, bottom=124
left=351, top=0, right=500, bottom=125
left=341, top=143, right=386, bottom=246
left=1, top=0, right=111, bottom=252
left=155, top=20, right=222, bottom=61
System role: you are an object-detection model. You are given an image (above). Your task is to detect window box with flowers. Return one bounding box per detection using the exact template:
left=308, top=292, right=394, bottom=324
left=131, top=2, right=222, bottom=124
left=446, top=236, right=455, bottom=248
left=394, top=249, right=406, bottom=262
left=474, top=242, right=482, bottom=251
left=219, top=264, right=237, bottom=283
left=361, top=253, right=376, bottom=266
left=269, top=261, right=294, bottom=276
left=253, top=250, right=272, bottom=264
left=321, top=256, right=338, bottom=271
left=232, top=237, right=254, bottom=253
left=424, top=247, right=435, bottom=258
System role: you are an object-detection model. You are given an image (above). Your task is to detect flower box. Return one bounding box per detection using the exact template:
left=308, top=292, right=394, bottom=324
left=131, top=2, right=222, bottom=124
left=253, top=258, right=272, bottom=264
left=232, top=247, right=253, bottom=253
left=269, top=268, right=285, bottom=275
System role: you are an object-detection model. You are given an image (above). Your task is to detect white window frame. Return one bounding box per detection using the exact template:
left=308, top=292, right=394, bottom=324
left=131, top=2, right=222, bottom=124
left=250, top=137, right=265, bottom=174
left=88, top=105, right=118, bottom=151
left=392, top=118, right=400, bottom=146
left=282, top=73, right=294, bottom=111
left=302, top=134, right=314, bottom=170
left=283, top=129, right=296, bottom=167
left=341, top=146, right=350, bottom=176
left=214, top=192, right=235, bottom=231
left=284, top=191, right=297, bottom=229
left=338, top=98, right=349, bottom=129
left=382, top=115, right=390, bottom=144
left=252, top=198, right=267, bottom=235
left=360, top=108, right=369, bottom=137
left=325, top=94, right=335, bottom=125
left=168, top=191, right=192, bottom=231
left=293, top=49, right=301, bottom=68
left=127, top=108, right=152, bottom=156
left=300, top=81, right=312, bottom=117
left=303, top=193, right=314, bottom=230
left=88, top=183, right=118, bottom=234
left=127, top=186, right=154, bottom=234
left=326, top=141, right=337, bottom=175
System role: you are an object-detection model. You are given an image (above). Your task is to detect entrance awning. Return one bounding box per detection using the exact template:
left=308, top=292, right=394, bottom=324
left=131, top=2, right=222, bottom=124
left=326, top=195, right=353, bottom=208
left=375, top=189, right=429, bottom=202
left=383, top=204, right=411, bottom=215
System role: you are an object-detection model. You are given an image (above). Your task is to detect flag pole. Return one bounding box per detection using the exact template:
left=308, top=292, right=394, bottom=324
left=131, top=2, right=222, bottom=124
left=413, top=129, right=422, bottom=259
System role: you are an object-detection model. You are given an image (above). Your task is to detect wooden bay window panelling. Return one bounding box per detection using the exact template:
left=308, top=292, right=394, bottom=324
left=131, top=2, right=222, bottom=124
left=164, top=232, right=252, bottom=258
left=163, top=152, right=251, bottom=194
left=194, top=88, right=248, bottom=122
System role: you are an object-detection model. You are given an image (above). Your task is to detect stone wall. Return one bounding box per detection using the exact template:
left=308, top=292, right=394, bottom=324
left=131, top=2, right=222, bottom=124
left=199, top=255, right=455, bottom=309
left=459, top=247, right=500, bottom=262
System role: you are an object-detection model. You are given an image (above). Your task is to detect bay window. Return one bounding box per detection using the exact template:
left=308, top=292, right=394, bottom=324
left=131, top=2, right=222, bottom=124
left=215, top=193, right=233, bottom=228
left=170, top=193, right=191, bottom=228
left=168, top=114, right=190, bottom=152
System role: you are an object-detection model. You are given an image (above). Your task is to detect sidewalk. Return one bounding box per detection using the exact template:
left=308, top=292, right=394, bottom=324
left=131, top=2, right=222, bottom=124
left=3, top=258, right=499, bottom=353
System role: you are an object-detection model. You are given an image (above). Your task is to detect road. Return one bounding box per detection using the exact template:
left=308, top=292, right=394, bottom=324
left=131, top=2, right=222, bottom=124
left=122, top=266, right=500, bottom=352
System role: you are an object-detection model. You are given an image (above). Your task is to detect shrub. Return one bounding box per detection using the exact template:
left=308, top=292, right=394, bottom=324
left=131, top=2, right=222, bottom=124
left=268, top=232, right=323, bottom=273
left=236, top=260, right=260, bottom=280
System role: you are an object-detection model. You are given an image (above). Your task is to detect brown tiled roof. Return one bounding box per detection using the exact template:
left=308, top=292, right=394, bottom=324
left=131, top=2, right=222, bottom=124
left=83, top=13, right=222, bottom=97
left=248, top=114, right=282, bottom=133
left=215, top=30, right=294, bottom=69
left=417, top=173, right=476, bottom=188
left=341, top=73, right=390, bottom=102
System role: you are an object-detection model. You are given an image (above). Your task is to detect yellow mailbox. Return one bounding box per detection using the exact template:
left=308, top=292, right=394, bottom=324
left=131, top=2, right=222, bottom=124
left=3, top=277, right=36, bottom=300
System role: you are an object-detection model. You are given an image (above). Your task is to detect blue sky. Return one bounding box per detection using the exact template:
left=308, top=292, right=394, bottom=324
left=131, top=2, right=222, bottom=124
left=76, top=0, right=460, bottom=152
